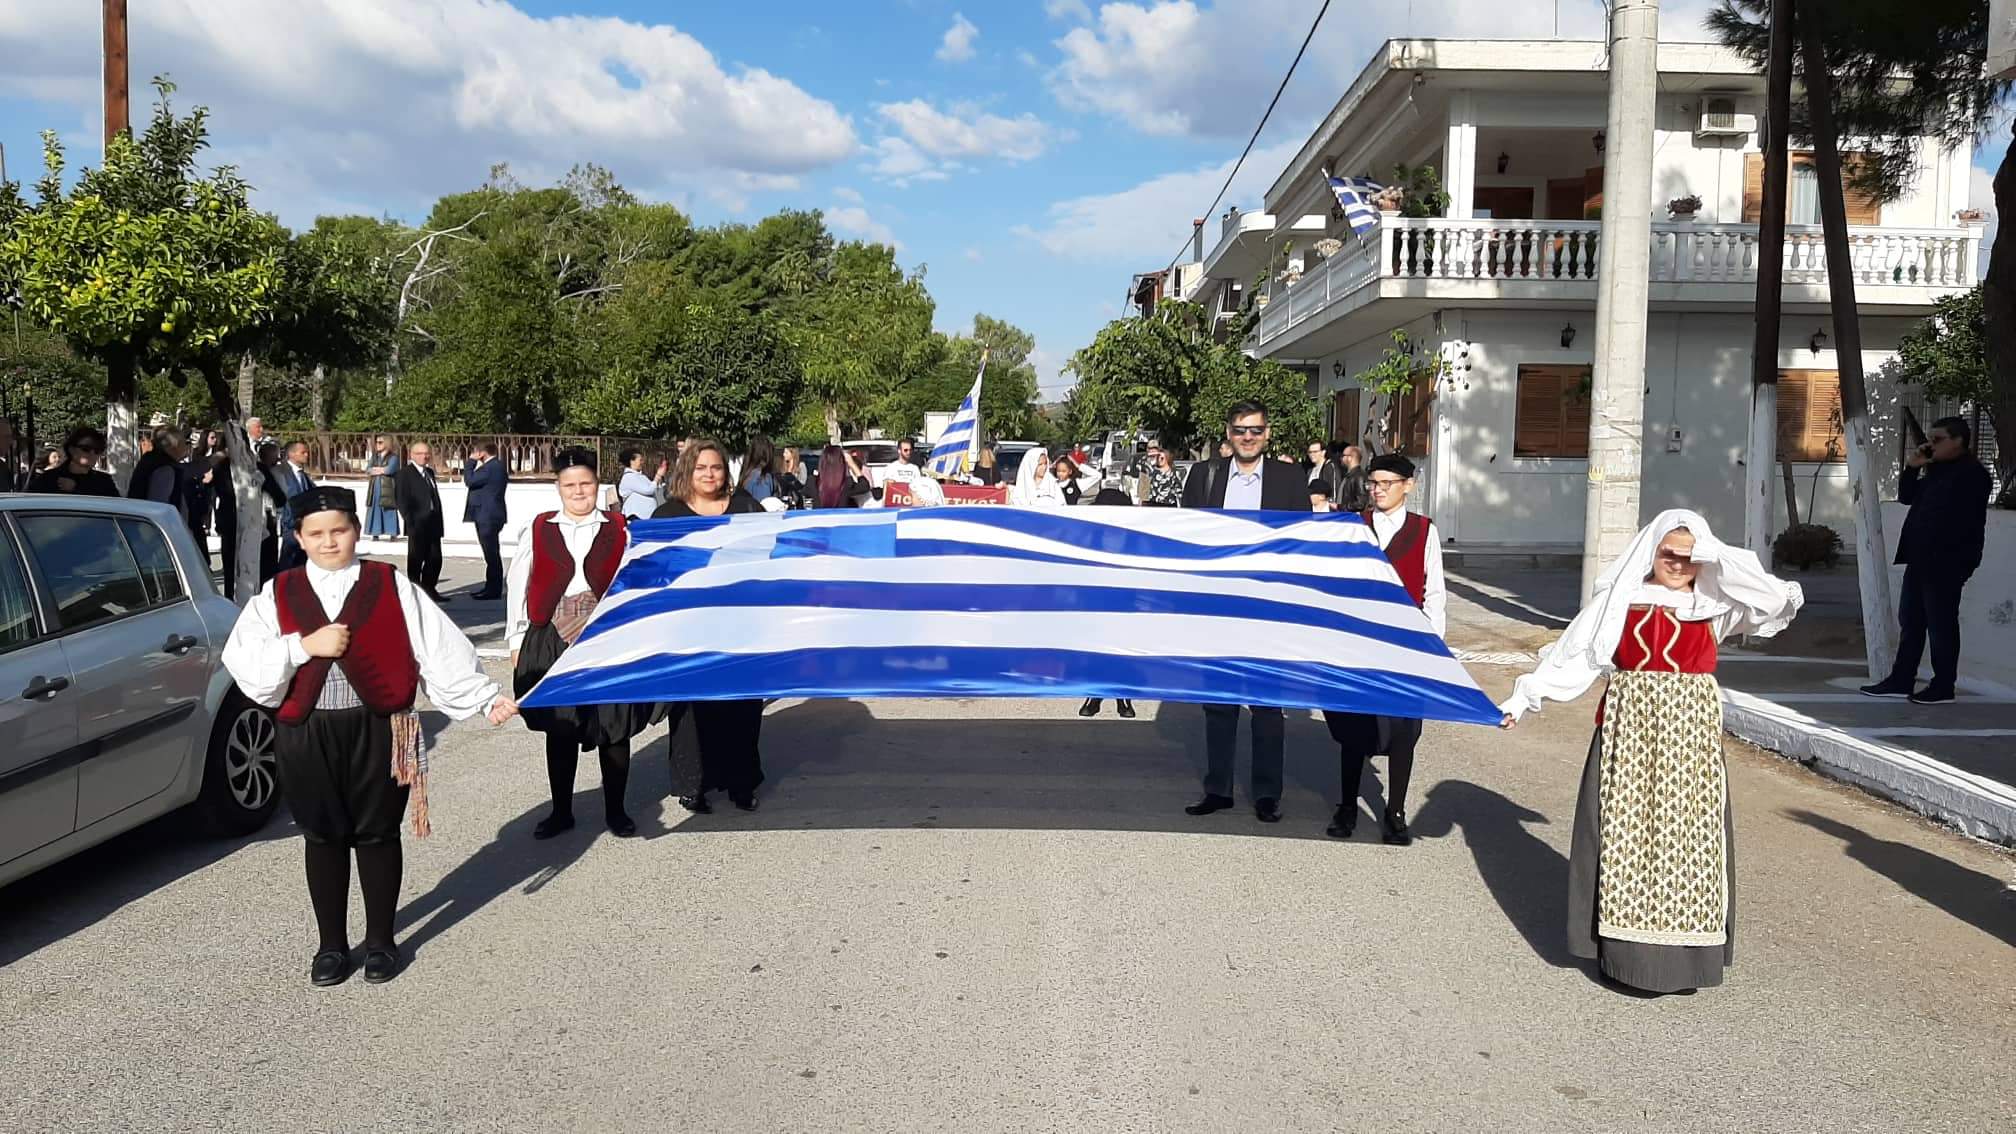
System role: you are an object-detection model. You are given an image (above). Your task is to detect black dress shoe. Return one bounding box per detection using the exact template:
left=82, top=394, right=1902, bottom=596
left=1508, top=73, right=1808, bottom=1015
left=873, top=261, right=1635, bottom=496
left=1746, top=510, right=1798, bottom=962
left=1859, top=679, right=1915, bottom=698
left=469, top=589, right=503, bottom=600
left=1254, top=798, right=1282, bottom=823
left=361, top=946, right=402, bottom=984
left=532, top=812, right=576, bottom=839
left=678, top=793, right=712, bottom=814
left=1185, top=793, right=1235, bottom=816
left=1078, top=698, right=1101, bottom=717
left=729, top=791, right=758, bottom=812
left=1115, top=700, right=1137, bottom=719
left=1909, top=686, right=1956, bottom=705
left=1326, top=804, right=1358, bottom=839
left=428, top=590, right=452, bottom=604
left=1382, top=807, right=1412, bottom=846
left=310, top=949, right=354, bottom=987
left=606, top=812, right=637, bottom=837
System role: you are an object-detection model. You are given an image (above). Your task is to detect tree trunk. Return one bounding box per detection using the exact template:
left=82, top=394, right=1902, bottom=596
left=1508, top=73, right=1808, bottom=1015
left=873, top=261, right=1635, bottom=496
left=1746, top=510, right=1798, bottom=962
left=309, top=363, right=329, bottom=431
left=200, top=356, right=271, bottom=605
left=103, top=342, right=138, bottom=482
left=1800, top=0, right=1896, bottom=680
left=236, top=350, right=255, bottom=416
left=824, top=402, right=841, bottom=445
left=1745, top=0, right=1795, bottom=558
left=1984, top=133, right=2016, bottom=507
left=1779, top=454, right=1801, bottom=528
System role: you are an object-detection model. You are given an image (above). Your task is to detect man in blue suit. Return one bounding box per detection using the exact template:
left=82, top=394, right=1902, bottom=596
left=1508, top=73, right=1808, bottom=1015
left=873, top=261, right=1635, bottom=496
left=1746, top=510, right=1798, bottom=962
left=275, top=440, right=315, bottom=570
left=463, top=442, right=509, bottom=599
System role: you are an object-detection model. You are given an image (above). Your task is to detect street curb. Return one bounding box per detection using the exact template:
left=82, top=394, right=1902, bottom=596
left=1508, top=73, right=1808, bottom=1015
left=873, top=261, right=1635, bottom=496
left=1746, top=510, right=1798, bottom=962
left=1721, top=689, right=2016, bottom=846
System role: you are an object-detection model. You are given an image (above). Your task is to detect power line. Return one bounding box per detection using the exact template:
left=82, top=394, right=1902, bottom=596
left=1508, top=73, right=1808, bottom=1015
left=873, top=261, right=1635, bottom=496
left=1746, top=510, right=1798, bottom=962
left=1156, top=0, right=1334, bottom=282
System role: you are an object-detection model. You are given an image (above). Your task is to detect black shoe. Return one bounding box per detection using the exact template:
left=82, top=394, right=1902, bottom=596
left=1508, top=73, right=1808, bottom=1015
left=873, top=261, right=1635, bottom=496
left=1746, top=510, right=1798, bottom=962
left=1859, top=679, right=1915, bottom=698
left=606, top=811, right=637, bottom=837
left=532, top=811, right=576, bottom=839
left=361, top=946, right=402, bottom=984
left=428, top=590, right=452, bottom=604
left=1078, top=698, right=1100, bottom=717
left=1116, top=700, right=1137, bottom=719
left=729, top=791, right=758, bottom=812
left=469, top=589, right=503, bottom=600
left=1326, top=804, right=1358, bottom=839
left=1185, top=793, right=1236, bottom=816
left=678, top=793, right=712, bottom=814
left=1382, top=807, right=1412, bottom=846
left=1254, top=798, right=1282, bottom=824
left=310, top=949, right=354, bottom=987
left=1909, top=686, right=1956, bottom=705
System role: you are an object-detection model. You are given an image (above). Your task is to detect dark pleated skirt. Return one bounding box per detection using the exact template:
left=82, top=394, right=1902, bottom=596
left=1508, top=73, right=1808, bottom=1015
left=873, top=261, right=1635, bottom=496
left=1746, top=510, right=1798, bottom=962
left=513, top=622, right=665, bottom=750
left=1567, top=729, right=1735, bottom=993
left=276, top=706, right=406, bottom=847
left=685, top=700, right=766, bottom=797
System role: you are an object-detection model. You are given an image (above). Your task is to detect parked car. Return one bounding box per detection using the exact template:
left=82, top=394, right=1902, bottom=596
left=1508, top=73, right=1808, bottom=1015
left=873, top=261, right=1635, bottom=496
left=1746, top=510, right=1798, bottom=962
left=840, top=440, right=906, bottom=490
left=0, top=495, right=280, bottom=889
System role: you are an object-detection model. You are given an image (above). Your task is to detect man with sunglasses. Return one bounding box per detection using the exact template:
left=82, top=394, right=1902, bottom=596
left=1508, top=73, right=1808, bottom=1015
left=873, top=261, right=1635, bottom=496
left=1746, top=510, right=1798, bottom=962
left=1322, top=452, right=1444, bottom=846
left=1180, top=401, right=1311, bottom=823
left=27, top=426, right=120, bottom=497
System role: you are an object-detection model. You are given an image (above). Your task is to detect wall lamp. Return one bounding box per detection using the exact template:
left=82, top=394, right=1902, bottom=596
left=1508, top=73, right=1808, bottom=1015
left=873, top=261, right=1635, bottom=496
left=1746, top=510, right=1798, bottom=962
left=1592, top=130, right=1607, bottom=153
left=1810, top=327, right=1828, bottom=354
left=1497, top=151, right=1510, bottom=174
left=1561, top=323, right=1577, bottom=349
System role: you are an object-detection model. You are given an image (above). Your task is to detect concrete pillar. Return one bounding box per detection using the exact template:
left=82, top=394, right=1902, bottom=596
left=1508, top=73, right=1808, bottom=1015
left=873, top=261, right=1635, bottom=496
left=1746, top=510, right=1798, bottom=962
left=1580, top=0, right=1660, bottom=601
left=1444, top=92, right=1477, bottom=219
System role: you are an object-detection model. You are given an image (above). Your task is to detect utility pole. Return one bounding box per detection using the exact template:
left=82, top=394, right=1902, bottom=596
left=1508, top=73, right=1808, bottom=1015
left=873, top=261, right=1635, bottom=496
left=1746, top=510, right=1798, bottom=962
left=1797, top=0, right=1896, bottom=679
left=1580, top=0, right=1660, bottom=601
left=1744, top=0, right=1795, bottom=560
left=103, top=0, right=129, bottom=145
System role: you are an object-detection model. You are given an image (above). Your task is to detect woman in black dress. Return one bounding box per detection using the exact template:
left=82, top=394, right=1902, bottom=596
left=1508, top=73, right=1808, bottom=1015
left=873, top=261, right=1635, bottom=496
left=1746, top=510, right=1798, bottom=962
left=508, top=447, right=662, bottom=839
left=27, top=426, right=119, bottom=496
left=655, top=439, right=767, bottom=812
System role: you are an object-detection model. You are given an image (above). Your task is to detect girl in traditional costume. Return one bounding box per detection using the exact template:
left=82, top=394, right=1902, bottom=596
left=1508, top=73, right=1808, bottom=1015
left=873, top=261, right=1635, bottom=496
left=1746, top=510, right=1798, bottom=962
left=1500, top=510, right=1801, bottom=994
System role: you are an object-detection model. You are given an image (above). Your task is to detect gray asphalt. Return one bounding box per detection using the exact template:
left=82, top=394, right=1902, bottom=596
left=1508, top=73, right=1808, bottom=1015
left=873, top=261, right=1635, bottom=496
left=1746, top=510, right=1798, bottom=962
left=1, top=559, right=2011, bottom=1132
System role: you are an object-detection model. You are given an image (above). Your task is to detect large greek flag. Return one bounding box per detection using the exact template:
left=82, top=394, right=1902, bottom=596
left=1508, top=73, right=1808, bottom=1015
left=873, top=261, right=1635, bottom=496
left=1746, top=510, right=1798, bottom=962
left=520, top=508, right=1502, bottom=726
left=925, top=352, right=985, bottom=478
left=1326, top=174, right=1386, bottom=236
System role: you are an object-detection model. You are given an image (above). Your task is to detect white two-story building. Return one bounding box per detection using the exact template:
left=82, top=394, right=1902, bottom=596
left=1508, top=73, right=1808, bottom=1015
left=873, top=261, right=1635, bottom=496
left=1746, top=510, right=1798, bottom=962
left=1192, top=38, right=1982, bottom=550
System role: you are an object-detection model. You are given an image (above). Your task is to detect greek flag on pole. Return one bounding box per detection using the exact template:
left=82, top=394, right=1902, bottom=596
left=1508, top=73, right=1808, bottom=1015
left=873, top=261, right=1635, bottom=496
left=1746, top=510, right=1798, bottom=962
left=1327, top=175, right=1386, bottom=236
left=519, top=508, right=1503, bottom=726
left=925, top=352, right=985, bottom=478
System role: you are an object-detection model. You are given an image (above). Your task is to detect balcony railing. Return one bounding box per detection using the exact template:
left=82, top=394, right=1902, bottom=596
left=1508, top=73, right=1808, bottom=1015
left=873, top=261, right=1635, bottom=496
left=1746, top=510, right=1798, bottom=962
left=1255, top=217, right=1981, bottom=347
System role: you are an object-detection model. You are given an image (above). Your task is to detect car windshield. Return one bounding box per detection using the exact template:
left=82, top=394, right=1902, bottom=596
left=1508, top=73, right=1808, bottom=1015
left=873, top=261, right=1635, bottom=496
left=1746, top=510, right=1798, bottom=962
left=846, top=443, right=900, bottom=464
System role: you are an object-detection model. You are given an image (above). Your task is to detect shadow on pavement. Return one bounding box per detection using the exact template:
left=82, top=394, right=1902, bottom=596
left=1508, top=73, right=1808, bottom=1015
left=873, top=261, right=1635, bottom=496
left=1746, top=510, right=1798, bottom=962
left=1444, top=575, right=1575, bottom=631
left=1786, top=808, right=2015, bottom=948
left=1412, top=780, right=1579, bottom=969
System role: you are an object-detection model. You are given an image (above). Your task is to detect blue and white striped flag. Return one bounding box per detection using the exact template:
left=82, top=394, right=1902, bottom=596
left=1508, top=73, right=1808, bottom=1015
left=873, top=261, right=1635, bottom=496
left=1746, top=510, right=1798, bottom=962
left=925, top=352, right=986, bottom=478
left=519, top=508, right=1502, bottom=726
left=1327, top=175, right=1386, bottom=236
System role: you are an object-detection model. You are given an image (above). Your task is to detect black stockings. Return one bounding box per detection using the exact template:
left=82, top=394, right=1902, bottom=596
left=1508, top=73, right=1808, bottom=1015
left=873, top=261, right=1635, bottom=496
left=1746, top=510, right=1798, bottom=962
left=1341, top=749, right=1415, bottom=815
left=544, top=734, right=632, bottom=821
left=303, top=839, right=404, bottom=952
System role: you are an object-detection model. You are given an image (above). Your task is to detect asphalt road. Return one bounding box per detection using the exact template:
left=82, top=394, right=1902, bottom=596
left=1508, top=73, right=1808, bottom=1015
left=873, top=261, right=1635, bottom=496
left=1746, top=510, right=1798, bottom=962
left=1, top=559, right=2011, bottom=1132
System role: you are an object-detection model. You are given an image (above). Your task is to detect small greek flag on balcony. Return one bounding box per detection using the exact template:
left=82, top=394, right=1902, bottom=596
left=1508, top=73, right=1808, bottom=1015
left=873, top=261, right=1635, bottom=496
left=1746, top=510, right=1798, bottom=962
left=925, top=350, right=986, bottom=478
left=518, top=507, right=1503, bottom=726
left=1327, top=175, right=1386, bottom=236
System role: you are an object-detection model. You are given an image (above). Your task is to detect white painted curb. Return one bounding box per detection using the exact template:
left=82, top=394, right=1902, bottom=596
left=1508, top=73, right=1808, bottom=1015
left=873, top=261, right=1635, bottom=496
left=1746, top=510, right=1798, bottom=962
left=1721, top=689, right=2016, bottom=846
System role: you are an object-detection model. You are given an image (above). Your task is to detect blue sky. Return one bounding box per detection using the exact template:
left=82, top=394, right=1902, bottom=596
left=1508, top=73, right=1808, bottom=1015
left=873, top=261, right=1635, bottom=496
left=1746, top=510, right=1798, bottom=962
left=0, top=1, right=1995, bottom=399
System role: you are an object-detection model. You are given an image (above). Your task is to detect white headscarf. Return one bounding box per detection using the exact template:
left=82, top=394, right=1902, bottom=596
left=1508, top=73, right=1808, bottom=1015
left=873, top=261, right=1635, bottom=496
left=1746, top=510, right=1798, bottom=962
left=1499, top=509, right=1803, bottom=721
left=1011, top=447, right=1061, bottom=507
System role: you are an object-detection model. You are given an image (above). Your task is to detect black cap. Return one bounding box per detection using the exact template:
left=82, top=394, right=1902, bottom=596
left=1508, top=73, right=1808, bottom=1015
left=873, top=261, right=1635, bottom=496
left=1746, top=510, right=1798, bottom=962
left=288, top=485, right=357, bottom=519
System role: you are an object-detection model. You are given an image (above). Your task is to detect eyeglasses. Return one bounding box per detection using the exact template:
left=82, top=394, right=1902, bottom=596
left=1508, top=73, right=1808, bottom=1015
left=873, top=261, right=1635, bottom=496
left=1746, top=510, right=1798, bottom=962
left=1367, top=476, right=1406, bottom=490
left=1228, top=425, right=1268, bottom=437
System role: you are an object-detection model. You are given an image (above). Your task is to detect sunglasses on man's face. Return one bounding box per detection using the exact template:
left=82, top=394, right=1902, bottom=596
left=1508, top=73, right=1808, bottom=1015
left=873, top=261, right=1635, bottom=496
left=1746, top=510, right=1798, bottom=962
left=1228, top=425, right=1268, bottom=437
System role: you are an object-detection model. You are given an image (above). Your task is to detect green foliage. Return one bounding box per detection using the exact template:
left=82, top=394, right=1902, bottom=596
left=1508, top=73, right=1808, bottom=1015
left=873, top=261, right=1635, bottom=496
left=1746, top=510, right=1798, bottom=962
left=1388, top=164, right=1451, bottom=219
left=1895, top=285, right=1989, bottom=403
left=875, top=313, right=1041, bottom=441
left=0, top=320, right=103, bottom=439
left=1773, top=522, right=1844, bottom=570
left=1354, top=331, right=1451, bottom=399
left=781, top=242, right=940, bottom=440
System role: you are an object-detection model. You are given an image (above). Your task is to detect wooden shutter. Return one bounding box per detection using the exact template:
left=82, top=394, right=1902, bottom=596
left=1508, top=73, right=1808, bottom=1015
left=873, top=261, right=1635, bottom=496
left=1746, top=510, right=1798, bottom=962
left=1775, top=370, right=1844, bottom=462
left=1332, top=389, right=1361, bottom=444
left=1743, top=152, right=1881, bottom=225
left=1515, top=365, right=1592, bottom=458
left=1546, top=178, right=1585, bottom=221
left=1583, top=165, right=1605, bottom=218
left=1743, top=153, right=1765, bottom=224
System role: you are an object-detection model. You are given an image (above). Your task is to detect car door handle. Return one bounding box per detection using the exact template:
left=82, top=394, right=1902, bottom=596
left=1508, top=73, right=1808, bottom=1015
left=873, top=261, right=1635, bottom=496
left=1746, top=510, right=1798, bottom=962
left=22, top=675, right=70, bottom=700
left=162, top=633, right=200, bottom=655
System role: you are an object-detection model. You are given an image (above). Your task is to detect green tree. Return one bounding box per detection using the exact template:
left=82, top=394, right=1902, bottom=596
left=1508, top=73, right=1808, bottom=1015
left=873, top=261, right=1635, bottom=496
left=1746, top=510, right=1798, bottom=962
left=782, top=241, right=939, bottom=441
left=1895, top=284, right=1988, bottom=401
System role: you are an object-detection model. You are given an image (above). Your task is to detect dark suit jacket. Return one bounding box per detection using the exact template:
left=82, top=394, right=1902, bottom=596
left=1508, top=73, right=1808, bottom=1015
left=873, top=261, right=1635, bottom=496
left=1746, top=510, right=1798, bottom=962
left=273, top=462, right=313, bottom=536
left=1180, top=456, right=1314, bottom=512
left=463, top=457, right=508, bottom=529
left=396, top=462, right=445, bottom=530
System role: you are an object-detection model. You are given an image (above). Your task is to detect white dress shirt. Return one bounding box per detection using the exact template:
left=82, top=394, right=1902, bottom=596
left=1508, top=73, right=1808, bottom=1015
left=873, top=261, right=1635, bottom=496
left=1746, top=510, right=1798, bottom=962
left=222, top=559, right=502, bottom=719
left=1370, top=505, right=1447, bottom=638
left=505, top=509, right=612, bottom=650
left=1222, top=460, right=1265, bottom=510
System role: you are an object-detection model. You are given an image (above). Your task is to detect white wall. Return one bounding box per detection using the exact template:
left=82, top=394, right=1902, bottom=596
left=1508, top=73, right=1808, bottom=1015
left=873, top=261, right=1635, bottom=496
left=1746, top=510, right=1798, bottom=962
left=1883, top=503, right=2016, bottom=695
left=331, top=477, right=578, bottom=555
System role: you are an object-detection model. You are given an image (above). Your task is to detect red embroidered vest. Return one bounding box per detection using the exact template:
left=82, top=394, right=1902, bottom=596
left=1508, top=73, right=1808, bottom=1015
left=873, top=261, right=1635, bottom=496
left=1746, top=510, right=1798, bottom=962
left=272, top=560, right=419, bottom=725
left=1363, top=509, right=1433, bottom=609
left=526, top=511, right=628, bottom=626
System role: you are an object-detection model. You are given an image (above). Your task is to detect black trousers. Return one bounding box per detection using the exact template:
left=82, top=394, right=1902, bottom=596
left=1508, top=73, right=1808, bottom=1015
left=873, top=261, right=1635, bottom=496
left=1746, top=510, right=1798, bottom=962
left=1201, top=704, right=1284, bottom=802
left=693, top=699, right=766, bottom=797
left=1324, top=711, right=1422, bottom=814
left=476, top=522, right=505, bottom=594
left=1888, top=564, right=1969, bottom=691
left=406, top=515, right=443, bottom=593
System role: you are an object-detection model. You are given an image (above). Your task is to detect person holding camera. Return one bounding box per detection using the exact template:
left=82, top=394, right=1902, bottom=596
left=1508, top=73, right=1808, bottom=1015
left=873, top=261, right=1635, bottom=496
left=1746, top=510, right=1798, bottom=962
left=1860, top=416, right=1993, bottom=705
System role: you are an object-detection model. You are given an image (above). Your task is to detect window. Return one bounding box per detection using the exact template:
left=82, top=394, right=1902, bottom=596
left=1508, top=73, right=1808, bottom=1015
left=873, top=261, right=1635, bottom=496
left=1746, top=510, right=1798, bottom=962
left=1332, top=389, right=1362, bottom=445
left=1389, top=382, right=1434, bottom=456
left=16, top=515, right=151, bottom=631
left=1743, top=153, right=1881, bottom=225
left=1777, top=371, right=1845, bottom=463
left=119, top=518, right=186, bottom=604
left=1514, top=365, right=1593, bottom=458
left=0, top=525, right=42, bottom=653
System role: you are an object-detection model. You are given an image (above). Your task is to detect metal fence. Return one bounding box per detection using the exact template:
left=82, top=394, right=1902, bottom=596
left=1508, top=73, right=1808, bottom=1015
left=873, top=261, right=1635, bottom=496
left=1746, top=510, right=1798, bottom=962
left=291, top=432, right=682, bottom=482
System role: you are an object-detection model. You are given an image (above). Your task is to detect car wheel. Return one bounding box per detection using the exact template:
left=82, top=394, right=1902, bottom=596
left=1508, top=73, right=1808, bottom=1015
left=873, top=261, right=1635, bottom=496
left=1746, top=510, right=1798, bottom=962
left=195, top=692, right=280, bottom=836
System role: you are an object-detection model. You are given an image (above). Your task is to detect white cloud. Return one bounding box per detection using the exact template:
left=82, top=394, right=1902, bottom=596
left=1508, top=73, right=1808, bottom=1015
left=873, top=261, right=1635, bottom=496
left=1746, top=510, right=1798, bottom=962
left=1044, top=0, right=1093, bottom=21
left=867, top=136, right=950, bottom=186
left=876, top=100, right=1052, bottom=162
left=937, top=13, right=980, bottom=63
left=827, top=202, right=902, bottom=251
left=0, top=0, right=857, bottom=223
left=833, top=185, right=865, bottom=204
left=1046, top=0, right=1725, bottom=138
left=1014, top=138, right=1302, bottom=260
left=963, top=246, right=984, bottom=262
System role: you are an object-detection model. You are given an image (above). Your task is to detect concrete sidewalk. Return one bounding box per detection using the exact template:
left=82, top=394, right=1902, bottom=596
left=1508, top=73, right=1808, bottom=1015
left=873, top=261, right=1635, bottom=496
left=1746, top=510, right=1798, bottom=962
left=1447, top=561, right=2016, bottom=845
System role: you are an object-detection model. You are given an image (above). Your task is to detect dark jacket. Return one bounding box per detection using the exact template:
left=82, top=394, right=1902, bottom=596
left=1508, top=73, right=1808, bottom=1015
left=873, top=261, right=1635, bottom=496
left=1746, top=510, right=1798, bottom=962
left=1315, top=463, right=1371, bottom=512
left=28, top=465, right=119, bottom=497
left=654, top=489, right=764, bottom=519
left=396, top=461, right=446, bottom=530
left=1180, top=455, right=1315, bottom=512
left=463, top=457, right=508, bottom=529
left=1895, top=456, right=1993, bottom=575
left=126, top=449, right=187, bottom=521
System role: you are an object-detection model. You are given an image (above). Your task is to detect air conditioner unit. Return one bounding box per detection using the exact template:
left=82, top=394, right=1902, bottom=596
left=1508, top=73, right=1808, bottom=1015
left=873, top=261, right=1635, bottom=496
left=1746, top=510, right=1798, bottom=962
left=1695, top=97, right=1755, bottom=137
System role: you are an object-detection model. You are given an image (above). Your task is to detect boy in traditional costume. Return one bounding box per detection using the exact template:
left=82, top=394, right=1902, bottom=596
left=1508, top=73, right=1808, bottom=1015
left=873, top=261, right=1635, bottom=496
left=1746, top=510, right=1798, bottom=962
left=224, top=486, right=517, bottom=987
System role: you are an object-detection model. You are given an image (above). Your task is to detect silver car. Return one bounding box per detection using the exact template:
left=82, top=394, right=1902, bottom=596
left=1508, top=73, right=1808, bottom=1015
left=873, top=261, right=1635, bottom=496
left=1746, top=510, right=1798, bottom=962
left=0, top=495, right=279, bottom=888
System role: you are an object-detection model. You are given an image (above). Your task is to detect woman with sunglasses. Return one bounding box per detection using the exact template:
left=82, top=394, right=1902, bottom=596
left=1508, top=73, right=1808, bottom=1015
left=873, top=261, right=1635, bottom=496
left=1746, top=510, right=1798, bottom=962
left=28, top=426, right=119, bottom=496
